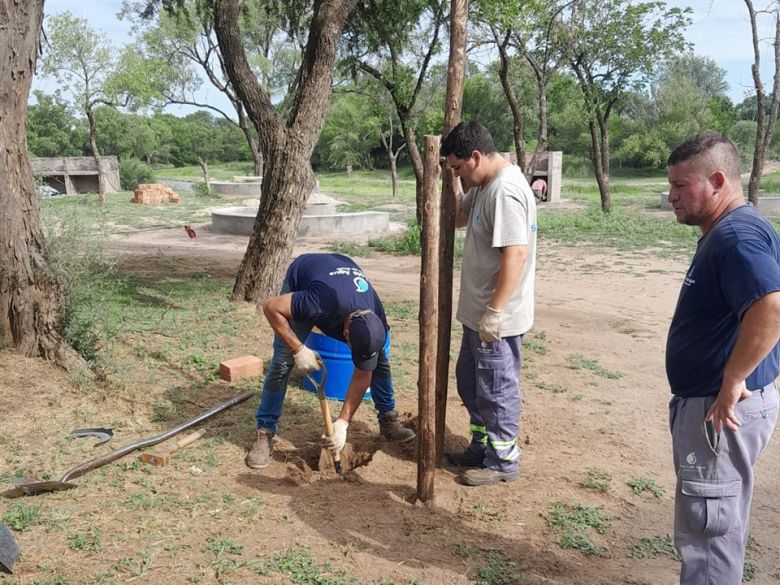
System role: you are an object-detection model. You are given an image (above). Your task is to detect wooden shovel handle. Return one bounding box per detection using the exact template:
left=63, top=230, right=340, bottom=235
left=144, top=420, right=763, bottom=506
left=306, top=368, right=342, bottom=469
left=162, top=429, right=206, bottom=454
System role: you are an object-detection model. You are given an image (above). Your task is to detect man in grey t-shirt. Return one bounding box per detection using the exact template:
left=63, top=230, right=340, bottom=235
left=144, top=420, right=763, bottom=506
left=440, top=121, right=537, bottom=486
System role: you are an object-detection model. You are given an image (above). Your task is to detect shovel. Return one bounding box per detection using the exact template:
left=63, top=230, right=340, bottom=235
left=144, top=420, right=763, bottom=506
left=3, top=390, right=255, bottom=498
left=0, top=523, right=20, bottom=574
left=306, top=366, right=343, bottom=474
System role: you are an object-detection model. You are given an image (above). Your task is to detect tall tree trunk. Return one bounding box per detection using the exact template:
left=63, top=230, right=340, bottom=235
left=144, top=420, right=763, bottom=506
left=588, top=117, right=611, bottom=212
left=233, top=141, right=315, bottom=301
left=389, top=153, right=399, bottom=198
left=214, top=0, right=357, bottom=302
left=196, top=156, right=211, bottom=192
left=404, top=124, right=424, bottom=225
left=746, top=1, right=780, bottom=205
left=86, top=109, right=107, bottom=205
left=436, top=0, right=467, bottom=464
left=494, top=29, right=526, bottom=174
left=0, top=0, right=79, bottom=367
left=238, top=109, right=264, bottom=177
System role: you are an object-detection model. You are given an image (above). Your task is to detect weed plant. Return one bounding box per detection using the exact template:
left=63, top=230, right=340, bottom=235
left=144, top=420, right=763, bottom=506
left=627, top=476, right=665, bottom=498
left=629, top=534, right=680, bottom=560
left=545, top=501, right=610, bottom=557
left=566, top=353, right=623, bottom=379
left=581, top=469, right=612, bottom=492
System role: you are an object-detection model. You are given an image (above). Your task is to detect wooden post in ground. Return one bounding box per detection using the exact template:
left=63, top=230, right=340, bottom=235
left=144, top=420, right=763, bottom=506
left=435, top=0, right=468, bottom=463
left=417, top=135, right=441, bottom=503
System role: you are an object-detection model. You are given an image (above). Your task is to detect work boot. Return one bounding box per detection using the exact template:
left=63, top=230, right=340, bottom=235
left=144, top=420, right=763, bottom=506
left=462, top=467, right=519, bottom=486
left=245, top=429, right=274, bottom=469
left=378, top=411, right=416, bottom=443
left=446, top=448, right=486, bottom=468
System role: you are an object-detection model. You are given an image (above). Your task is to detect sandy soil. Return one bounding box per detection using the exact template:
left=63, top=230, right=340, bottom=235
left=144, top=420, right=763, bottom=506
left=1, top=223, right=779, bottom=585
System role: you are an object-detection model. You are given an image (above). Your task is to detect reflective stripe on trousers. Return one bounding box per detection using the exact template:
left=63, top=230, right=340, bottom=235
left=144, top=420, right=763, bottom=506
left=455, top=326, right=522, bottom=473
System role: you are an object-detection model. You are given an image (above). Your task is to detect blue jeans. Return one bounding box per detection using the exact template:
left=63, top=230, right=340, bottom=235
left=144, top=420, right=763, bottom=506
left=256, top=283, right=396, bottom=433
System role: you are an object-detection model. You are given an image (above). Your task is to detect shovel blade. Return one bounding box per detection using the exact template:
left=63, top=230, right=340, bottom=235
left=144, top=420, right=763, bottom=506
left=2, top=479, right=77, bottom=499
left=0, top=523, right=20, bottom=574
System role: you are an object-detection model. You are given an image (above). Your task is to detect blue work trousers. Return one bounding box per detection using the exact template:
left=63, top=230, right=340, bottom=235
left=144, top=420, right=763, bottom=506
left=455, top=326, right=523, bottom=473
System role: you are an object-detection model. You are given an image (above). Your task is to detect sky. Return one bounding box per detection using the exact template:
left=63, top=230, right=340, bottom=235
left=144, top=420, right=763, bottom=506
left=33, top=0, right=779, bottom=115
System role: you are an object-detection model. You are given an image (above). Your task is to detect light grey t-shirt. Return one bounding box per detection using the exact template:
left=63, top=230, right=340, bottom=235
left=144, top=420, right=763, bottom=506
left=457, top=164, right=537, bottom=336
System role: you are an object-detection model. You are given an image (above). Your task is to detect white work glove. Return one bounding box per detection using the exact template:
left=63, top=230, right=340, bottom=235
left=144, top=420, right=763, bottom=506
left=478, top=305, right=503, bottom=342
left=321, top=419, right=349, bottom=453
left=293, top=345, right=321, bottom=372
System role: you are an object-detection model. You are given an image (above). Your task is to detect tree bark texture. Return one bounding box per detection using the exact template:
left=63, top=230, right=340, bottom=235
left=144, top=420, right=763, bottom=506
left=494, top=29, right=526, bottom=174
left=197, top=156, right=211, bottom=192
left=404, top=124, right=424, bottom=225
left=417, top=135, right=441, bottom=503
left=214, top=0, right=357, bottom=302
left=86, top=109, right=107, bottom=205
left=746, top=1, right=780, bottom=205
left=436, top=0, right=467, bottom=463
left=0, top=0, right=74, bottom=364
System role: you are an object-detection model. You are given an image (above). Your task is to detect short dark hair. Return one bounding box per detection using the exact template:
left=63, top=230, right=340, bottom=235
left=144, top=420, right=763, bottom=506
left=667, top=132, right=740, bottom=183
left=440, top=121, right=497, bottom=159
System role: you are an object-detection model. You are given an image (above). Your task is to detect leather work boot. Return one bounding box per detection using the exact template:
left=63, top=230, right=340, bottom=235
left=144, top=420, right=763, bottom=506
left=245, top=429, right=274, bottom=469
left=462, top=467, right=519, bottom=486
left=378, top=411, right=416, bottom=443
left=446, top=449, right=486, bottom=468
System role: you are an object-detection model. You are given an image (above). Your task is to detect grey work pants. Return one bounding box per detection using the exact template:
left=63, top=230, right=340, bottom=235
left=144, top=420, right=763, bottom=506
left=670, top=384, right=778, bottom=585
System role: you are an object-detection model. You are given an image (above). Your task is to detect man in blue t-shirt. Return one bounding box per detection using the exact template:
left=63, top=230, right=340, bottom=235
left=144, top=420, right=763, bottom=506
left=246, top=253, right=415, bottom=469
left=665, top=133, right=780, bottom=584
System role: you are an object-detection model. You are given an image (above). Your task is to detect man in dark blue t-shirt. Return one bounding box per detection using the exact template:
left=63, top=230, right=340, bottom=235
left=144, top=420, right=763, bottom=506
left=246, top=253, right=415, bottom=469
left=665, top=133, right=780, bottom=584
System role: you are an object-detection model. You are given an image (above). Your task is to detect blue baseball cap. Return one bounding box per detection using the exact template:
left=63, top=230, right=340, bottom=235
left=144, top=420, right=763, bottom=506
left=348, top=310, right=386, bottom=371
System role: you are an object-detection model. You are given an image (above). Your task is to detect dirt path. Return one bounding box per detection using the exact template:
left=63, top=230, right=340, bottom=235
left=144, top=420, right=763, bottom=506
left=2, top=226, right=780, bottom=584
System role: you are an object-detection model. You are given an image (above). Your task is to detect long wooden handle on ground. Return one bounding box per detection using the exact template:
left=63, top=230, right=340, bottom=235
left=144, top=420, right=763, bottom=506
left=138, top=429, right=206, bottom=466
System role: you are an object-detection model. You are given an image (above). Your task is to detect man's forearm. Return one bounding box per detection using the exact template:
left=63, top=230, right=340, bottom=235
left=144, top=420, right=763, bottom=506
left=490, top=246, right=527, bottom=309
left=262, top=293, right=303, bottom=352
left=337, top=369, right=373, bottom=423
left=722, top=291, right=780, bottom=387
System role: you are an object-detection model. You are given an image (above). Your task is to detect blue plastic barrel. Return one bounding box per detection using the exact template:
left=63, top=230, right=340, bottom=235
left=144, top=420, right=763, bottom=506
left=302, top=330, right=391, bottom=400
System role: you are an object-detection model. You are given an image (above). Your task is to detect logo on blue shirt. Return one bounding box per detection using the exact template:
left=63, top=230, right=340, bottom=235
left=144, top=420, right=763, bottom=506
left=354, top=277, right=369, bottom=293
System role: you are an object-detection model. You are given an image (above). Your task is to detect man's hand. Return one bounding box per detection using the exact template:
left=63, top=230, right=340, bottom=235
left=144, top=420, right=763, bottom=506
left=293, top=345, right=321, bottom=372
left=321, top=419, right=349, bottom=453
left=706, top=380, right=753, bottom=433
left=478, top=306, right=503, bottom=342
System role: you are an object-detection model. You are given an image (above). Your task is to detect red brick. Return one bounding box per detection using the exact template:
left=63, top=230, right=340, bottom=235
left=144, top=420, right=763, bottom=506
left=219, top=355, right=263, bottom=382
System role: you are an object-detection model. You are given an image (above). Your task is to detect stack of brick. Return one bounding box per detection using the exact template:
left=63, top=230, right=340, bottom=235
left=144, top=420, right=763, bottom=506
left=132, top=183, right=181, bottom=205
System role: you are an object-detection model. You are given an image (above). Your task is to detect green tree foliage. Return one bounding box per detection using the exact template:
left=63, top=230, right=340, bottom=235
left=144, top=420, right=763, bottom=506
left=27, top=90, right=82, bottom=157
left=318, top=90, right=381, bottom=170
left=562, top=0, right=691, bottom=210
left=461, top=66, right=518, bottom=151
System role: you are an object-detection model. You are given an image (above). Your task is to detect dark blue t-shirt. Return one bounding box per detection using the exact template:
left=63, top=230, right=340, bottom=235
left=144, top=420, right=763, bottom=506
left=287, top=253, right=388, bottom=342
left=666, top=205, right=780, bottom=397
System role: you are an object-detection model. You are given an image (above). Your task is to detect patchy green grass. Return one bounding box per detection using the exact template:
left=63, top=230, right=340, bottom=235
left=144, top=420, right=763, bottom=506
left=41, top=190, right=228, bottom=234
left=566, top=353, right=624, bottom=379
left=2, top=502, right=45, bottom=531
left=581, top=469, right=612, bottom=493
left=545, top=502, right=611, bottom=557
left=627, top=476, right=665, bottom=498
left=536, top=381, right=567, bottom=394
left=454, top=542, right=523, bottom=585
left=629, top=534, right=680, bottom=560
